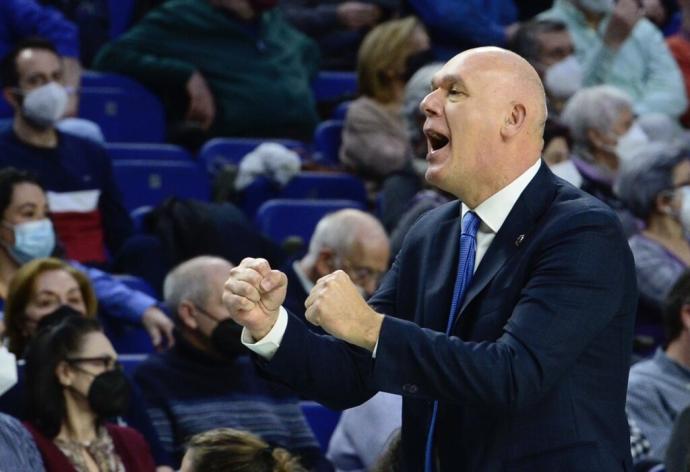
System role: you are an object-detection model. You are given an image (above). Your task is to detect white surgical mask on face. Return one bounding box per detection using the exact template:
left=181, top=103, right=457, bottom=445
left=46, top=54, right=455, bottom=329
left=577, top=0, right=614, bottom=14
left=550, top=159, right=583, bottom=187
left=0, top=347, right=17, bottom=396
left=21, top=82, right=68, bottom=128
left=544, top=55, right=583, bottom=100
left=2, top=218, right=56, bottom=265
left=615, top=123, right=649, bottom=165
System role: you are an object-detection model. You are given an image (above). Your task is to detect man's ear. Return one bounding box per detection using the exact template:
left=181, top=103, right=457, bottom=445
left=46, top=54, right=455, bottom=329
left=2, top=87, right=20, bottom=110
left=177, top=301, right=198, bottom=331
left=500, top=102, right=527, bottom=140
left=654, top=192, right=674, bottom=216
left=314, top=248, right=336, bottom=278
left=55, top=360, right=73, bottom=387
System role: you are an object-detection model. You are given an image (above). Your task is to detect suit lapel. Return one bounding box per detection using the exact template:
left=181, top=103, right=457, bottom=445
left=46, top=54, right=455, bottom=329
left=455, top=163, right=557, bottom=322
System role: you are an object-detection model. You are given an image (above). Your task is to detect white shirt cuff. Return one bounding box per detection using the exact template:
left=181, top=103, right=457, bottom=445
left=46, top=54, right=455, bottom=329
left=241, top=306, right=289, bottom=360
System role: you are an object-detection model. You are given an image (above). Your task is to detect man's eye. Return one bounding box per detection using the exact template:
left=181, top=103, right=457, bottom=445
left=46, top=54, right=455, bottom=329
left=448, top=89, right=462, bottom=96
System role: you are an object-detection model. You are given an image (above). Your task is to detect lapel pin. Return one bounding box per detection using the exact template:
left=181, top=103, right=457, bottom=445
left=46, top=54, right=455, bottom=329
left=515, top=234, right=525, bottom=247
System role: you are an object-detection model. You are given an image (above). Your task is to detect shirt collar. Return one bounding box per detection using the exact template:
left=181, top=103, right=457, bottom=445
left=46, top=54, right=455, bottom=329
left=292, top=260, right=314, bottom=294
left=461, top=159, right=542, bottom=233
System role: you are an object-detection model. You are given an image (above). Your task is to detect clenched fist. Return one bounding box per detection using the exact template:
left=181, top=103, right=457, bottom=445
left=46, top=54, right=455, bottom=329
left=305, top=270, right=384, bottom=352
left=222, top=258, right=287, bottom=340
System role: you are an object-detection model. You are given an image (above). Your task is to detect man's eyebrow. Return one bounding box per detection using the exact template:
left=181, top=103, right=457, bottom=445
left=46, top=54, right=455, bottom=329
left=431, top=74, right=467, bottom=90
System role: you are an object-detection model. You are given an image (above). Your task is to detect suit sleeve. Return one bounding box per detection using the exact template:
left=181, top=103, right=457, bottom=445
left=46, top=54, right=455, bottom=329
left=372, top=208, right=635, bottom=413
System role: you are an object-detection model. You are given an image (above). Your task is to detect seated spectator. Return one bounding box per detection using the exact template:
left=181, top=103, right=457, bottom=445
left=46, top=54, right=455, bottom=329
left=93, top=0, right=320, bottom=141
left=407, top=0, right=518, bottom=60
left=133, top=256, right=327, bottom=468
left=627, top=270, right=690, bottom=461
left=340, top=17, right=429, bottom=181
left=403, top=61, right=443, bottom=162
left=0, top=344, right=45, bottom=471
left=23, top=315, right=156, bottom=471
left=542, top=118, right=580, bottom=187
left=0, top=168, right=173, bottom=349
left=0, top=0, right=81, bottom=116
left=539, top=0, right=687, bottom=117
left=666, top=0, right=690, bottom=127
left=283, top=209, right=389, bottom=324
left=180, top=427, right=306, bottom=472
left=281, top=0, right=399, bottom=70
left=326, top=392, right=401, bottom=472
left=615, top=143, right=690, bottom=316
left=561, top=85, right=647, bottom=235
left=0, top=39, right=133, bottom=265
left=509, top=19, right=581, bottom=115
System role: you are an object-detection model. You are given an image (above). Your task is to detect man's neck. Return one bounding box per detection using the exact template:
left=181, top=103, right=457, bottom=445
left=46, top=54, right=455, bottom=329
left=590, top=147, right=618, bottom=173
left=666, top=336, right=690, bottom=370
left=645, top=214, right=685, bottom=242
left=13, top=116, right=58, bottom=148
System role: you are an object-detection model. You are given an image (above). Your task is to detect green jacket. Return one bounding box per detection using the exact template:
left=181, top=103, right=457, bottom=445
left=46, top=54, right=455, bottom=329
left=93, top=1, right=320, bottom=139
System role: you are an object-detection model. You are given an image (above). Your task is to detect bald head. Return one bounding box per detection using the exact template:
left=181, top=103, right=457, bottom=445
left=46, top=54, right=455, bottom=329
left=306, top=209, right=389, bottom=261
left=421, top=47, right=547, bottom=206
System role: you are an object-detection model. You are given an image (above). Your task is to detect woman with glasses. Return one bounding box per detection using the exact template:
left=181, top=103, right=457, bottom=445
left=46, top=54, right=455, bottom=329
left=616, top=142, right=690, bottom=318
left=23, top=315, right=156, bottom=471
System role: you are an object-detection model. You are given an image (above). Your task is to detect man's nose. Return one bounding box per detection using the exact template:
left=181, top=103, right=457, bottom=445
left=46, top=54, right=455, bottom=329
left=420, top=89, right=441, bottom=118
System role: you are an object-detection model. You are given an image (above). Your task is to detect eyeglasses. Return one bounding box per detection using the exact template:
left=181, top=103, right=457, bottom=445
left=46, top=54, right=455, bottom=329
left=340, top=258, right=386, bottom=285
left=65, top=356, right=120, bottom=372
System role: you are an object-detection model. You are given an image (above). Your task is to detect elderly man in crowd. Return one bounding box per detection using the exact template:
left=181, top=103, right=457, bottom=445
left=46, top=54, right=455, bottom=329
left=283, top=209, right=390, bottom=326
left=561, top=84, right=648, bottom=236
left=133, top=256, right=328, bottom=469
left=540, top=0, right=687, bottom=117
left=628, top=270, right=690, bottom=461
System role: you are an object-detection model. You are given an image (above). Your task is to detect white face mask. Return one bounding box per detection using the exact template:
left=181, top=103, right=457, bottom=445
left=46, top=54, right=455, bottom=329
left=678, top=186, right=690, bottom=235
left=577, top=0, right=614, bottom=14
left=544, top=55, right=583, bottom=100
left=21, top=82, right=68, bottom=128
left=615, top=123, right=650, bottom=165
left=550, top=159, right=583, bottom=187
left=0, top=346, right=17, bottom=397
left=2, top=218, right=56, bottom=265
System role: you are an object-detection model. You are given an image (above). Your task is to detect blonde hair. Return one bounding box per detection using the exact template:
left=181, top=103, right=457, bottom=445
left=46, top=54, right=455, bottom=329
left=186, top=428, right=306, bottom=472
left=357, top=16, right=425, bottom=103
left=5, top=257, right=97, bottom=355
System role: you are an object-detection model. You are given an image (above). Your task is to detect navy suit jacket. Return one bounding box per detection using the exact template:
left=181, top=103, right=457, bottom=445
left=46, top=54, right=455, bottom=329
left=261, top=164, right=637, bottom=471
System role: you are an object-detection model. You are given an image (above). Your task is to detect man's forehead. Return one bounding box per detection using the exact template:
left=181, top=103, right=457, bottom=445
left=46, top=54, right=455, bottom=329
left=16, top=49, right=61, bottom=72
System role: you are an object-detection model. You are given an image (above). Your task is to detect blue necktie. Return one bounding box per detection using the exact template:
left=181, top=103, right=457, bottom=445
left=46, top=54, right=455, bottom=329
left=424, top=211, right=480, bottom=472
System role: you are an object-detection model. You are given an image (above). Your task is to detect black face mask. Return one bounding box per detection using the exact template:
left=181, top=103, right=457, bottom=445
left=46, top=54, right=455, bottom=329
left=87, top=369, right=130, bottom=418
left=195, top=306, right=246, bottom=359
left=36, top=305, right=83, bottom=333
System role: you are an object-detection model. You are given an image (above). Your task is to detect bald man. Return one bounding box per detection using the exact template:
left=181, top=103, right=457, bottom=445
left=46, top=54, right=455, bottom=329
left=283, top=209, right=390, bottom=327
left=223, top=47, right=637, bottom=471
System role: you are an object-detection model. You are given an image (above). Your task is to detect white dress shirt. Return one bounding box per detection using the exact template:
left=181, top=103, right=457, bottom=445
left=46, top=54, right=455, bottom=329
left=242, top=160, right=543, bottom=359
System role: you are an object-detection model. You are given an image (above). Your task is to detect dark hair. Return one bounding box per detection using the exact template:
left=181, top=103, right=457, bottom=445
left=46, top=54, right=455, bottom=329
left=0, top=167, right=41, bottom=217
left=544, top=117, right=573, bottom=149
left=24, top=315, right=102, bottom=438
left=663, top=271, right=690, bottom=343
left=0, top=37, right=59, bottom=88
left=186, top=428, right=306, bottom=472
left=509, top=19, right=568, bottom=64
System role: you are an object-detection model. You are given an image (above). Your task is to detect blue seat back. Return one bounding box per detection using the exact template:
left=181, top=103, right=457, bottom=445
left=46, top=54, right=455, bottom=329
left=118, top=354, right=149, bottom=374
left=299, top=401, right=342, bottom=452
left=106, top=143, right=195, bottom=163
left=313, top=120, right=344, bottom=166
left=311, top=71, right=358, bottom=103
left=199, top=137, right=307, bottom=175
left=332, top=101, right=351, bottom=120
left=79, top=86, right=165, bottom=143
left=255, top=199, right=366, bottom=247
left=113, top=159, right=211, bottom=212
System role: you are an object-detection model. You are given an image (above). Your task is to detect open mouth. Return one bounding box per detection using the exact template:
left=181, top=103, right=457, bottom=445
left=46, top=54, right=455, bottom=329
left=426, top=130, right=450, bottom=151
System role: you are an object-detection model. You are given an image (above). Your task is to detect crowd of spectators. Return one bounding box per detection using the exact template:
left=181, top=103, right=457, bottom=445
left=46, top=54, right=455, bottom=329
left=1, top=0, right=690, bottom=470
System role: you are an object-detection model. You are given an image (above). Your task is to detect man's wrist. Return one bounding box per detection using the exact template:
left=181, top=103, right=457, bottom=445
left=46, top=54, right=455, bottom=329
left=248, top=311, right=280, bottom=341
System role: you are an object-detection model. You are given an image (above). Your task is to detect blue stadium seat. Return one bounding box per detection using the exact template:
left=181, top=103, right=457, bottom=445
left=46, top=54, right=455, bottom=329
left=0, top=96, right=12, bottom=119
left=254, top=199, right=365, bottom=247
left=311, top=71, right=358, bottom=103
left=112, top=159, right=211, bottom=212
left=79, top=87, right=166, bottom=143
left=299, top=401, right=342, bottom=452
left=118, top=354, right=148, bottom=374
left=313, top=120, right=344, bottom=166
left=199, top=137, right=307, bottom=175
left=332, top=100, right=352, bottom=120
left=108, top=0, right=137, bottom=38
left=106, top=143, right=196, bottom=163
